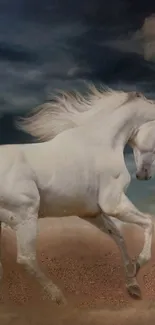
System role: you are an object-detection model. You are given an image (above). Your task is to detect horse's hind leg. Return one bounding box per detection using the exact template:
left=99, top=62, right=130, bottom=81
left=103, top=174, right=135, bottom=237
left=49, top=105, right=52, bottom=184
left=15, top=215, right=66, bottom=305
left=0, top=187, right=66, bottom=304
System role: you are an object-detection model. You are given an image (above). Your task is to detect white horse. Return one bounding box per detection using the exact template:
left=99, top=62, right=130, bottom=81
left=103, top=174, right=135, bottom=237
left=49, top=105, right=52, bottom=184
left=0, top=87, right=154, bottom=304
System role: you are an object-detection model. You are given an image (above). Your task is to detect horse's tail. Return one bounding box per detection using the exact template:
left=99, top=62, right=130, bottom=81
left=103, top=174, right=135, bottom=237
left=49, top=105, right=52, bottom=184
left=15, top=90, right=93, bottom=141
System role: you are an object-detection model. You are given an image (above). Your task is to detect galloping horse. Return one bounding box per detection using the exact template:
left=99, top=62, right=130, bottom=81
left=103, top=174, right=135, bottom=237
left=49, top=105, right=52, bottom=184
left=0, top=87, right=154, bottom=304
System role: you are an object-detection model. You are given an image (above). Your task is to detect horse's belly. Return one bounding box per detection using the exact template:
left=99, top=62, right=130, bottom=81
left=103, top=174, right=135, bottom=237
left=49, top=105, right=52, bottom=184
left=38, top=186, right=99, bottom=218
left=36, top=153, right=100, bottom=218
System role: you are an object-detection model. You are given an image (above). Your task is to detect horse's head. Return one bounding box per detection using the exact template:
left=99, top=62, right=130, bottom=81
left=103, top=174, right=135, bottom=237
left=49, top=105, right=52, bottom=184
left=130, top=121, right=155, bottom=180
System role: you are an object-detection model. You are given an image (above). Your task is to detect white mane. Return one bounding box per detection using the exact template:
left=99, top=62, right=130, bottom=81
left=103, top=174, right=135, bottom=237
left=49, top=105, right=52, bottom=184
left=16, top=84, right=139, bottom=141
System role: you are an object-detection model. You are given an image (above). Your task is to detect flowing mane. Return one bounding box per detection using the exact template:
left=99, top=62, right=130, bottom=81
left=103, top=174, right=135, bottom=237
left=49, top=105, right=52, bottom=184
left=15, top=84, right=143, bottom=141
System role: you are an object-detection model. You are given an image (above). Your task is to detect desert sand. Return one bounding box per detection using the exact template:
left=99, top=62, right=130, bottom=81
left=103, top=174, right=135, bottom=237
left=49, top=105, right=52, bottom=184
left=0, top=216, right=155, bottom=324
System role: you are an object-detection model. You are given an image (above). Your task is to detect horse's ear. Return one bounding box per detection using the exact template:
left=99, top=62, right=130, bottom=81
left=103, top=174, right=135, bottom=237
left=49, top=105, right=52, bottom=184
left=135, top=92, right=142, bottom=98
left=127, top=91, right=136, bottom=101
left=127, top=91, right=142, bottom=101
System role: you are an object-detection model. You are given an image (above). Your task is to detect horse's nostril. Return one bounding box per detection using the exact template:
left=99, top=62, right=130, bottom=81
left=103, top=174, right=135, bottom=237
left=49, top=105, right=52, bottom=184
left=144, top=168, right=147, bottom=173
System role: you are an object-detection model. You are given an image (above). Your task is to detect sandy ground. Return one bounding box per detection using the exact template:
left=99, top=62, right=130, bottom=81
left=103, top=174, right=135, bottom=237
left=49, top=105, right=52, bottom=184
left=0, top=216, right=155, bottom=324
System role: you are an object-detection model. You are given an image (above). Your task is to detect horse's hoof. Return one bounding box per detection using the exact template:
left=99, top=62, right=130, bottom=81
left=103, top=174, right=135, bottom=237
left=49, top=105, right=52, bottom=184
left=52, top=286, right=67, bottom=305
left=127, top=283, right=142, bottom=299
left=50, top=290, right=67, bottom=305
left=55, top=295, right=67, bottom=305
left=43, top=285, right=67, bottom=305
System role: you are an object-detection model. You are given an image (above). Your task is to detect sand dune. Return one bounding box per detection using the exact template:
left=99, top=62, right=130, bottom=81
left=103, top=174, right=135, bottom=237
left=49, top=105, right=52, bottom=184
left=0, top=216, right=155, bottom=324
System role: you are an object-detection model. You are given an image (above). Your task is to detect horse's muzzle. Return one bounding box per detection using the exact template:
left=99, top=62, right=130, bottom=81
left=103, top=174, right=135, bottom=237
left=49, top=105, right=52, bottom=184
left=136, top=173, right=151, bottom=181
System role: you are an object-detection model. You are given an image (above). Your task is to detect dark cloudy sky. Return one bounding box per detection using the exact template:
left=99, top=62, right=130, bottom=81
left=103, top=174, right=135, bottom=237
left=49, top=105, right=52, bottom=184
left=1, top=0, right=155, bottom=209
left=0, top=0, right=155, bottom=140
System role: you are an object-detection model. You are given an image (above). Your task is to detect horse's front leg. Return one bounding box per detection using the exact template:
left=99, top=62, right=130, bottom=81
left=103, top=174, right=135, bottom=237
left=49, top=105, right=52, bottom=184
left=100, top=215, right=138, bottom=278
left=113, top=193, right=154, bottom=271
left=15, top=215, right=66, bottom=305
left=98, top=179, right=153, bottom=299
left=99, top=182, right=153, bottom=272
left=86, top=214, right=141, bottom=298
